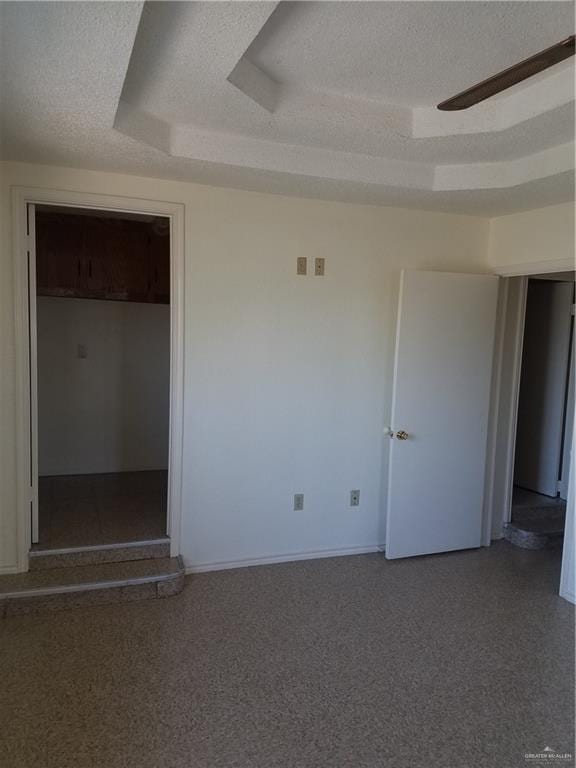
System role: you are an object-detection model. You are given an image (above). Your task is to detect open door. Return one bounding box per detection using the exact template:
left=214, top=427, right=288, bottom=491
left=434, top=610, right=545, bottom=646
left=27, top=203, right=39, bottom=544
left=385, top=270, right=499, bottom=559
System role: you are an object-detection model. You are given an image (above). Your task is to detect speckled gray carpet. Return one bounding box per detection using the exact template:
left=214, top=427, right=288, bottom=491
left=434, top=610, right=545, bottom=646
left=2, top=541, right=574, bottom=768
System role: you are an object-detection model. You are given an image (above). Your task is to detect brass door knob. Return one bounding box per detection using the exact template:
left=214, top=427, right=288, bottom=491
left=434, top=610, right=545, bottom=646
left=395, top=430, right=409, bottom=440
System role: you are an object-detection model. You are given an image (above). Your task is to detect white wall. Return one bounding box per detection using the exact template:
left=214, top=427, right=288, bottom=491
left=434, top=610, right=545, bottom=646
left=37, top=297, right=170, bottom=476
left=488, top=202, right=575, bottom=273
left=1, top=161, right=491, bottom=572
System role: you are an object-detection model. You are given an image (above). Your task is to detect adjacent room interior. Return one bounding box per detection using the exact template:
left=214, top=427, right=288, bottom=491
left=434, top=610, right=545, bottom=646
left=507, top=273, right=574, bottom=549
left=34, top=206, right=170, bottom=551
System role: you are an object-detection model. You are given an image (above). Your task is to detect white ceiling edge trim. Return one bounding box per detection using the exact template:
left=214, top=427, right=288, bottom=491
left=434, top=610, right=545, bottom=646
left=114, top=102, right=574, bottom=193
left=169, top=122, right=433, bottom=188
left=115, top=101, right=432, bottom=188
left=434, top=142, right=575, bottom=191
left=412, top=65, right=574, bottom=138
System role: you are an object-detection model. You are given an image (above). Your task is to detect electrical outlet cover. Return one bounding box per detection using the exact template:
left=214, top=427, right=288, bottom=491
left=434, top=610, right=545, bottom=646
left=350, top=490, right=360, bottom=507
left=294, top=493, right=304, bottom=511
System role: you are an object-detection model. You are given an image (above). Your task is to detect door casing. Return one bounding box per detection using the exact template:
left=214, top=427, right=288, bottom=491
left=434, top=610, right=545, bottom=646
left=12, top=187, right=185, bottom=572
left=484, top=257, right=575, bottom=603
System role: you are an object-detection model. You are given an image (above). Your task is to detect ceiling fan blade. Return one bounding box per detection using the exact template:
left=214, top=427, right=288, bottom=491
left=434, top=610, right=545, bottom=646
left=437, top=35, right=575, bottom=111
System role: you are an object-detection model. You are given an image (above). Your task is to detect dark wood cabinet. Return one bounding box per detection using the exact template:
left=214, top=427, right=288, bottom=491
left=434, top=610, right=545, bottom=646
left=149, top=227, right=171, bottom=304
left=35, top=211, right=169, bottom=304
left=36, top=213, right=86, bottom=298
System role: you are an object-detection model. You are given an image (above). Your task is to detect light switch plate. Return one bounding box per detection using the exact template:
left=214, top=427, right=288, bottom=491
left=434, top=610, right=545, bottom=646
left=294, top=493, right=304, bottom=511
left=297, top=257, right=307, bottom=275
left=315, top=257, right=325, bottom=276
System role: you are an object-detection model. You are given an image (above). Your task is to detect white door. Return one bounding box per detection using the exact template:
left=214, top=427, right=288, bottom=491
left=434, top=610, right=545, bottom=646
left=385, top=270, right=499, bottom=559
left=27, top=203, right=39, bottom=544
left=514, top=281, right=573, bottom=497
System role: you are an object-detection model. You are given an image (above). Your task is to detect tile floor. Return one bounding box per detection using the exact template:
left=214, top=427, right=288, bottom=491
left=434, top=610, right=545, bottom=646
left=36, top=471, right=168, bottom=549
left=2, top=541, right=574, bottom=768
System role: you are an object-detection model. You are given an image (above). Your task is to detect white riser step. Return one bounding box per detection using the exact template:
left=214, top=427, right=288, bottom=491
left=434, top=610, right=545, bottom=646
left=29, top=539, right=171, bottom=570
left=0, top=556, right=184, bottom=617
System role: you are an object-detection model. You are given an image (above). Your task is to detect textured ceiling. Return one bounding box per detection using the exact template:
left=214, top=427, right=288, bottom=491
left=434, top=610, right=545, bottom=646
left=246, top=2, right=573, bottom=106
left=1, top=1, right=574, bottom=215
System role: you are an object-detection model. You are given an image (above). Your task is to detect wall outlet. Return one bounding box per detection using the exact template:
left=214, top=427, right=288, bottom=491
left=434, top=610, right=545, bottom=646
left=314, top=257, right=325, bottom=276
left=350, top=489, right=360, bottom=507
left=297, top=257, right=307, bottom=275
left=294, top=493, right=304, bottom=511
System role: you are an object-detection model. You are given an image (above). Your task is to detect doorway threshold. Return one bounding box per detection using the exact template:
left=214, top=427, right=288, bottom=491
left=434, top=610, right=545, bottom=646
left=1, top=555, right=184, bottom=618
left=29, top=538, right=171, bottom=570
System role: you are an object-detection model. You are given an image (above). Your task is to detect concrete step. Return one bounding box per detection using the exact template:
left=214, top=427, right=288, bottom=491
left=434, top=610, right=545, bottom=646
left=29, top=538, right=171, bottom=570
left=0, top=556, right=184, bottom=618
left=504, top=505, right=566, bottom=550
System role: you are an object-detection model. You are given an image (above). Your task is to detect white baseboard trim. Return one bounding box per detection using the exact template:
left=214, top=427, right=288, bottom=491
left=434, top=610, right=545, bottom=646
left=0, top=565, right=19, bottom=575
left=186, top=544, right=385, bottom=574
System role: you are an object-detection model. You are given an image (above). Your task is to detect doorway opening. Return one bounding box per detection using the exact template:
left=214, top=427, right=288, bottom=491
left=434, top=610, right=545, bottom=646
left=31, top=205, right=171, bottom=552
left=502, top=272, right=574, bottom=550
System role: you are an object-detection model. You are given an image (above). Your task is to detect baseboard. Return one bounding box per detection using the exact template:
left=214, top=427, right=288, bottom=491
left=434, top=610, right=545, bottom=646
left=0, top=565, right=19, bottom=575
left=186, top=544, right=385, bottom=574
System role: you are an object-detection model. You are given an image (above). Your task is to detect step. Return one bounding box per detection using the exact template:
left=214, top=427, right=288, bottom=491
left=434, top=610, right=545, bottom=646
left=29, top=538, right=171, bottom=570
left=503, top=523, right=564, bottom=550
left=504, top=505, right=566, bottom=550
left=0, top=556, right=184, bottom=618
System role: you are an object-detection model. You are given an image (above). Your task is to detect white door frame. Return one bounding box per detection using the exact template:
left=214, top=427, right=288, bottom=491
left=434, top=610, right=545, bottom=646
left=482, top=274, right=528, bottom=544
left=559, top=432, right=575, bottom=603
left=12, top=186, right=185, bottom=572
left=485, top=257, right=575, bottom=602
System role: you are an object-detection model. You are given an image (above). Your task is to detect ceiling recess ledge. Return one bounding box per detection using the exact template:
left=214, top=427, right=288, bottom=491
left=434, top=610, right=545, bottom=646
left=114, top=101, right=575, bottom=193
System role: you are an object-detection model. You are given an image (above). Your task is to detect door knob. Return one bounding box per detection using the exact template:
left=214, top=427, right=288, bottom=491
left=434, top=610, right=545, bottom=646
left=395, top=430, right=409, bottom=440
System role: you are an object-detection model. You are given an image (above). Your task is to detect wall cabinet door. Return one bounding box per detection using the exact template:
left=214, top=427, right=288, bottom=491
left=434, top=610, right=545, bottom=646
left=35, top=211, right=170, bottom=304
left=149, top=228, right=170, bottom=304
left=36, top=213, right=86, bottom=297
left=84, top=218, right=152, bottom=302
